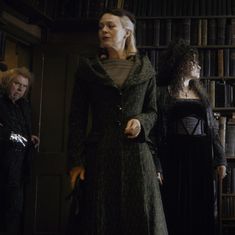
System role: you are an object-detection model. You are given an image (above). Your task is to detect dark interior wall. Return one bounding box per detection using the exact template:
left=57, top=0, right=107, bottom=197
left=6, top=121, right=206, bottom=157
left=23, top=30, right=99, bottom=235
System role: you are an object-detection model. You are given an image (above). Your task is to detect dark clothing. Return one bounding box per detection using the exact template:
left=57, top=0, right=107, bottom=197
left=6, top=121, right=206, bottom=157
left=0, top=94, right=33, bottom=235
left=156, top=88, right=227, bottom=235
left=67, top=55, right=168, bottom=235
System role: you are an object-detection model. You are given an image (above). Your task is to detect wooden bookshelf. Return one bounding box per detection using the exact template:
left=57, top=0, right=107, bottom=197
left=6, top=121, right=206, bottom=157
left=222, top=158, right=235, bottom=235
left=8, top=0, right=232, bottom=233
left=132, top=1, right=235, bottom=234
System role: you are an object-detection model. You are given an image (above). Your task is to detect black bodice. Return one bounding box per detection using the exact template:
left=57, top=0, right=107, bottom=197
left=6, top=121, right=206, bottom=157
left=167, top=99, right=207, bottom=136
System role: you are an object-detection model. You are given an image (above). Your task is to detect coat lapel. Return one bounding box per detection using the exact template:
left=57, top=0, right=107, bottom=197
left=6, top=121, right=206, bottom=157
left=81, top=54, right=155, bottom=89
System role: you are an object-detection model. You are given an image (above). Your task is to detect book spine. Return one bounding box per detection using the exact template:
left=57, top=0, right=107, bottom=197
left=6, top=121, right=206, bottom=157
left=204, top=50, right=211, bottom=77
left=198, top=19, right=202, bottom=46
left=217, top=18, right=226, bottom=45
left=201, top=19, right=208, bottom=46
left=153, top=19, right=160, bottom=46
left=183, top=18, right=191, bottom=44
left=165, top=19, right=172, bottom=45
left=219, top=116, right=227, bottom=149
left=218, top=49, right=224, bottom=77
left=230, top=49, right=235, bottom=76
left=208, top=80, right=215, bottom=108
left=224, top=48, right=230, bottom=77
left=208, top=19, right=216, bottom=45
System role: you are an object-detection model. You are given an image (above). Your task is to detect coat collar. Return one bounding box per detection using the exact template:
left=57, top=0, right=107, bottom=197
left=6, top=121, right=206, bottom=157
left=79, top=54, right=155, bottom=89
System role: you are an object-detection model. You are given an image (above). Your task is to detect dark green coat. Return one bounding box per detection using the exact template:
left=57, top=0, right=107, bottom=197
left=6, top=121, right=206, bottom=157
left=67, top=55, right=168, bottom=235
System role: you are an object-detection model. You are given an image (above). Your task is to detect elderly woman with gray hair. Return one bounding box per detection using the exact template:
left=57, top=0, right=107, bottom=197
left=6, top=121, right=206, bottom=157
left=67, top=8, right=168, bottom=235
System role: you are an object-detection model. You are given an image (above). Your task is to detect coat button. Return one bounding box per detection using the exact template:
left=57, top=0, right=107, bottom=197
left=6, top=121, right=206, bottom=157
left=117, top=105, right=122, bottom=111
left=116, top=121, right=121, bottom=126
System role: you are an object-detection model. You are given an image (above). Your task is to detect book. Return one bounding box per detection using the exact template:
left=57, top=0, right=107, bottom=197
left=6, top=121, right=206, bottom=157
left=224, top=49, right=230, bottom=77
left=217, top=18, right=226, bottom=45
left=219, top=116, right=227, bottom=149
left=210, top=49, right=217, bottom=76
left=225, top=117, right=235, bottom=156
left=208, top=19, right=216, bottom=45
left=199, top=0, right=206, bottom=16
left=225, top=19, right=232, bottom=45
left=165, top=19, right=172, bottom=45
left=226, top=0, right=232, bottom=15
left=201, top=19, right=208, bottom=46
left=204, top=50, right=211, bottom=77
left=215, top=80, right=227, bottom=107
left=208, top=80, right=215, bottom=108
left=232, top=168, right=235, bottom=193
left=198, top=19, right=202, bottom=46
left=230, top=49, right=235, bottom=76
left=218, top=49, right=224, bottom=77
left=153, top=19, right=160, bottom=46
left=232, top=18, right=235, bottom=45
left=182, top=19, right=191, bottom=44
left=190, top=19, right=199, bottom=45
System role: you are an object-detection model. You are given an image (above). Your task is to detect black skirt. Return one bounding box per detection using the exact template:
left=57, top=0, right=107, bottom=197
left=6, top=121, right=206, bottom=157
left=161, top=135, right=216, bottom=235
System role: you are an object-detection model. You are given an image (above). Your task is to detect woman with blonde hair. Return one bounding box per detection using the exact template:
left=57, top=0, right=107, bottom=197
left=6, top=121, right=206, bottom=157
left=67, top=8, right=167, bottom=235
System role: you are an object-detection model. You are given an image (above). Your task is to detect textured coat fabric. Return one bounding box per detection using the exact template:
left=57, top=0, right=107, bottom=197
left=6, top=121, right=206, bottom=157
left=0, top=93, right=33, bottom=233
left=67, top=55, right=168, bottom=235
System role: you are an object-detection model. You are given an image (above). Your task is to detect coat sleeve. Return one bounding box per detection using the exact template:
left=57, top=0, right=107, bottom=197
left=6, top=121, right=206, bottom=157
left=134, top=76, right=162, bottom=172
left=135, top=76, right=157, bottom=141
left=208, top=105, right=227, bottom=167
left=0, top=123, right=11, bottom=140
left=0, top=100, right=11, bottom=141
left=67, top=65, right=89, bottom=171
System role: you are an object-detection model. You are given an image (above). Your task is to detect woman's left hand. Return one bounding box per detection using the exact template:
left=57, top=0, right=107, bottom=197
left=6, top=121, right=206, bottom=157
left=216, top=165, right=227, bottom=180
left=124, top=119, right=141, bottom=138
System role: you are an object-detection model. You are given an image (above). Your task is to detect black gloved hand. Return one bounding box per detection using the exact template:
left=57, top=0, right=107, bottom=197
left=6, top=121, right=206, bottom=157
left=9, top=132, right=28, bottom=147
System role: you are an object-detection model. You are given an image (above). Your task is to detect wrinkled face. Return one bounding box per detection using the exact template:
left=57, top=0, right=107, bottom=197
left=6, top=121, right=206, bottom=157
left=9, top=75, right=29, bottom=102
left=98, top=13, right=127, bottom=50
left=190, top=61, right=201, bottom=79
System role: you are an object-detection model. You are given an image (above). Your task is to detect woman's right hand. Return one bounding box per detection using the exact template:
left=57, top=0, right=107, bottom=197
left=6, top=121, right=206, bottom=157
left=69, top=166, right=86, bottom=189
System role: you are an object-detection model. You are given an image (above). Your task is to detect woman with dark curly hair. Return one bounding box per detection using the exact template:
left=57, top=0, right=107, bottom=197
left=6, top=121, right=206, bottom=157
left=156, top=39, right=227, bottom=235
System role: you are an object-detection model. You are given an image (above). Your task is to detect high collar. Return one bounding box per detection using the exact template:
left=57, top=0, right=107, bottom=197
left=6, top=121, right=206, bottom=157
left=79, top=54, right=156, bottom=89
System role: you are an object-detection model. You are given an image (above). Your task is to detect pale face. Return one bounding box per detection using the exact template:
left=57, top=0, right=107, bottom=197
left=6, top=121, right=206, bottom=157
left=98, top=13, right=127, bottom=51
left=190, top=61, right=201, bottom=79
left=9, top=75, right=29, bottom=102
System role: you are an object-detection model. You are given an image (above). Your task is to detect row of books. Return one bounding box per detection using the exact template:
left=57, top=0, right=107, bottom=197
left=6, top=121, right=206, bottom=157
left=223, top=166, right=235, bottom=194
left=204, top=81, right=235, bottom=108
left=124, top=0, right=235, bottom=17
left=198, top=49, right=235, bottom=78
left=222, top=195, right=235, bottom=218
left=139, top=48, right=235, bottom=78
left=135, top=18, right=235, bottom=47
left=56, top=0, right=235, bottom=18
left=56, top=0, right=120, bottom=18
left=217, top=115, right=235, bottom=156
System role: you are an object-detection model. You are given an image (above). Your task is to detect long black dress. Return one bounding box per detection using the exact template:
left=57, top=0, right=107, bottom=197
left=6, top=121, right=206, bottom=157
left=159, top=98, right=223, bottom=235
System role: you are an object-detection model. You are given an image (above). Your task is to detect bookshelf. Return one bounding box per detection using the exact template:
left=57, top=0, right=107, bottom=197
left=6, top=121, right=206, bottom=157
left=84, top=0, right=233, bottom=234
left=10, top=0, right=233, bottom=233
left=130, top=1, right=235, bottom=233
left=54, top=0, right=234, bottom=234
